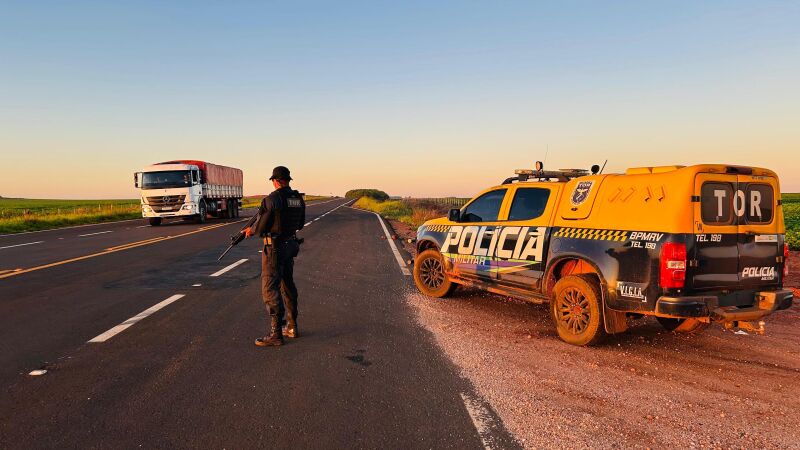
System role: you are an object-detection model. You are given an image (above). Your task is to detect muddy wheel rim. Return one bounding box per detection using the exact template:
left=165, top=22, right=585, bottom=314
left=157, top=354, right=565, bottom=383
left=419, top=256, right=445, bottom=289
left=557, top=287, right=590, bottom=334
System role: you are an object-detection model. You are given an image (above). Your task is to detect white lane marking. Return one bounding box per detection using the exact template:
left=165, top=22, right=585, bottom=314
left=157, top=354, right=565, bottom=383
left=210, top=258, right=248, bottom=277
left=348, top=207, right=410, bottom=276
left=299, top=200, right=353, bottom=229
left=460, top=392, right=496, bottom=450
left=192, top=283, right=202, bottom=287
left=88, top=294, right=186, bottom=343
left=29, top=369, right=47, bottom=376
left=0, top=241, right=44, bottom=250
left=304, top=198, right=340, bottom=207
left=78, top=230, right=113, bottom=237
left=136, top=225, right=149, bottom=228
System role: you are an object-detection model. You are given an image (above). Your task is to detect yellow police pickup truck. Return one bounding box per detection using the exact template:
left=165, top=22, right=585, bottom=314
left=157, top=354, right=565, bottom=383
left=413, top=163, right=793, bottom=346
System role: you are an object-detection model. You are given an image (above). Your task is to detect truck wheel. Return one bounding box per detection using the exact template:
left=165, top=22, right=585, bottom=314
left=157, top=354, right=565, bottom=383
left=148, top=217, right=162, bottom=226
left=196, top=201, right=207, bottom=224
left=551, top=275, right=607, bottom=346
left=656, top=317, right=708, bottom=333
left=413, top=249, right=456, bottom=298
left=233, top=202, right=240, bottom=218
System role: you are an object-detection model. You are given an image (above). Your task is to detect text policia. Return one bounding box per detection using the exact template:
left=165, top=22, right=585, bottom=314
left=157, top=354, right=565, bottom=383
left=440, top=225, right=547, bottom=264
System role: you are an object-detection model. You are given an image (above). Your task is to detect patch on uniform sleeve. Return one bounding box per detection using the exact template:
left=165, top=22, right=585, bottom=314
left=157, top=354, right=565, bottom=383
left=571, top=180, right=594, bottom=206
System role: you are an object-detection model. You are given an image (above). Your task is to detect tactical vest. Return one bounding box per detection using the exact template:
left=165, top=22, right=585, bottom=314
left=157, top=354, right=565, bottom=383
left=271, top=189, right=305, bottom=237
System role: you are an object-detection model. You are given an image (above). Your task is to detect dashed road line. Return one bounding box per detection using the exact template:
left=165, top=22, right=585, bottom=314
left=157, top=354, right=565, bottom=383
left=303, top=200, right=353, bottom=227
left=210, top=258, right=248, bottom=277
left=0, top=241, right=45, bottom=250
left=88, top=294, right=186, bottom=343
left=78, top=230, right=113, bottom=237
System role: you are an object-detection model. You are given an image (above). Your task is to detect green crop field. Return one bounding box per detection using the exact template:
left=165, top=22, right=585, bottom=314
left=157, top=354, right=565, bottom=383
left=783, top=193, right=800, bottom=250
left=0, top=198, right=141, bottom=234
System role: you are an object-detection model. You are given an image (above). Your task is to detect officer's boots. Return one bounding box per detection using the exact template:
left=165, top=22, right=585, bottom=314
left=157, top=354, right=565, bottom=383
left=283, top=318, right=299, bottom=339
left=255, top=317, right=283, bottom=347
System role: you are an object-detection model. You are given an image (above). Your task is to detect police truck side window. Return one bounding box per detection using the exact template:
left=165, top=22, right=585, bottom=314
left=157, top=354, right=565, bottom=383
left=508, top=188, right=551, bottom=221
left=701, top=182, right=733, bottom=225
left=461, top=189, right=506, bottom=222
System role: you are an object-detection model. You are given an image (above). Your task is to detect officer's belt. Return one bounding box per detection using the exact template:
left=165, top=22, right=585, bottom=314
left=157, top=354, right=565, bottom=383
left=264, top=234, right=296, bottom=246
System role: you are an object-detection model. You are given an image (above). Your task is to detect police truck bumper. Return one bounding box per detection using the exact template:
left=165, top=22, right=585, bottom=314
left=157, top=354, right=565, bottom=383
left=655, top=289, right=794, bottom=321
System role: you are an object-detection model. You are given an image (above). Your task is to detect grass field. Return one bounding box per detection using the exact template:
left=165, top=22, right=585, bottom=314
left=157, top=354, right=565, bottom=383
left=352, top=197, right=446, bottom=228
left=0, top=198, right=141, bottom=234
left=0, top=196, right=337, bottom=234
left=355, top=194, right=800, bottom=250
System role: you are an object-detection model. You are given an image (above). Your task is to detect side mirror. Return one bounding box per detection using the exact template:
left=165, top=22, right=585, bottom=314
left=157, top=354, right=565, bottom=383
left=448, top=208, right=461, bottom=222
left=134, top=172, right=140, bottom=188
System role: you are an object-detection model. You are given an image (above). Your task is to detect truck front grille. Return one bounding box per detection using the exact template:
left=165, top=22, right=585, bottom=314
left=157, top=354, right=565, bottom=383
left=146, top=195, right=186, bottom=212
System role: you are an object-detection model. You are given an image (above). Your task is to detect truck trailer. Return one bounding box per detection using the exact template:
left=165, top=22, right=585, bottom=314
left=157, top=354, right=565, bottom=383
left=134, top=160, right=243, bottom=226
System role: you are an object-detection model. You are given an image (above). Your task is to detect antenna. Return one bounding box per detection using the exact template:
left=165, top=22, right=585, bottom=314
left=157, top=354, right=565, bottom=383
left=543, top=144, right=549, bottom=167
left=599, top=159, right=608, bottom=174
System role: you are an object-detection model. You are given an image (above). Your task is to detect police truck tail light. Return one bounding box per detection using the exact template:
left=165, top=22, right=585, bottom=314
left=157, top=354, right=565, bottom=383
left=785, top=243, right=790, bottom=278
left=660, top=242, right=687, bottom=289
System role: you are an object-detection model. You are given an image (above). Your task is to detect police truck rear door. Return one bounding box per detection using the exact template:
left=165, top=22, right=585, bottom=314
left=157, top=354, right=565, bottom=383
left=692, top=170, right=782, bottom=291
left=692, top=173, right=740, bottom=290
left=735, top=173, right=781, bottom=289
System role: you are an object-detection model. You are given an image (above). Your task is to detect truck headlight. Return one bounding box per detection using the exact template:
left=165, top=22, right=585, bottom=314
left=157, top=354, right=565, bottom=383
left=142, top=205, right=152, bottom=212
left=182, top=203, right=194, bottom=210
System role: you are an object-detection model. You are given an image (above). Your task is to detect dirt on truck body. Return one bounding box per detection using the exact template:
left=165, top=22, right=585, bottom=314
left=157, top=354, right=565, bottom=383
left=413, top=163, right=794, bottom=345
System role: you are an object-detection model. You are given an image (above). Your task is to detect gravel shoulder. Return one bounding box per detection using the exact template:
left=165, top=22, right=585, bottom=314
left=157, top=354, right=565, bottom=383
left=400, top=222, right=800, bottom=449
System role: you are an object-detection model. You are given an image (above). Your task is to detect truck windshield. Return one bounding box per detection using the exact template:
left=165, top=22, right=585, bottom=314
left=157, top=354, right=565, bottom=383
left=141, top=171, right=192, bottom=189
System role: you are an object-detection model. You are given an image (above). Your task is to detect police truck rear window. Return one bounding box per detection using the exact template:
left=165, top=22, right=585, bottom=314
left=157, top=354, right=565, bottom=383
left=701, top=182, right=734, bottom=225
left=745, top=184, right=773, bottom=224
left=701, top=182, right=774, bottom=225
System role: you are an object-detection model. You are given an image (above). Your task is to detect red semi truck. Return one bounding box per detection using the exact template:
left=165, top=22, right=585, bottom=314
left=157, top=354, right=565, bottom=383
left=134, top=160, right=244, bottom=226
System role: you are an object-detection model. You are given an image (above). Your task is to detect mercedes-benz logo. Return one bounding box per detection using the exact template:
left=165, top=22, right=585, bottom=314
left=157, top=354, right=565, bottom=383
left=162, top=196, right=170, bottom=203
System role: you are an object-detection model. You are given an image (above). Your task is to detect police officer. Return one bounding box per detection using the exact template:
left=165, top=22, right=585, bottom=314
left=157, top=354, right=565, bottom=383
left=243, top=166, right=306, bottom=347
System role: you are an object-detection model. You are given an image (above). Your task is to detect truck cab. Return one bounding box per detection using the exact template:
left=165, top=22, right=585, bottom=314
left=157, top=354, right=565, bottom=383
left=413, top=163, right=793, bottom=346
left=135, top=160, right=243, bottom=226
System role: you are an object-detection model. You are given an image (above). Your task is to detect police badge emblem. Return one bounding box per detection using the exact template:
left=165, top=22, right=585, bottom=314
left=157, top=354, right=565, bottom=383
left=571, top=181, right=594, bottom=206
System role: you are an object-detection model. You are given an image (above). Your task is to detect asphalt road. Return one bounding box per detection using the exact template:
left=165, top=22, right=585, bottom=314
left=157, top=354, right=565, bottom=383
left=0, top=199, right=518, bottom=449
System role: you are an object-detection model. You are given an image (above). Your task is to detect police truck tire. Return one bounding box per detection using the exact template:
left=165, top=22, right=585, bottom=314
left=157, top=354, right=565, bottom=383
left=656, top=317, right=708, bottom=333
left=551, top=275, right=607, bottom=346
left=196, top=201, right=207, bottom=224
left=414, top=249, right=456, bottom=298
left=148, top=218, right=162, bottom=226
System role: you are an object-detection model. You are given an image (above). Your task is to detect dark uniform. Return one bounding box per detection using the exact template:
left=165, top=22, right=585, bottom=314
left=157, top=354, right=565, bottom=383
left=251, top=177, right=306, bottom=346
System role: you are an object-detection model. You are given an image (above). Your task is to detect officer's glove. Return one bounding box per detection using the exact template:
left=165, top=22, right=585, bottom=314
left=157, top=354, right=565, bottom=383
left=243, top=227, right=254, bottom=238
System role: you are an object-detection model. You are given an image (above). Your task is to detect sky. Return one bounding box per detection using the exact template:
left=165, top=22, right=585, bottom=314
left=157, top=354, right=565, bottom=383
left=1, top=0, right=798, bottom=199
